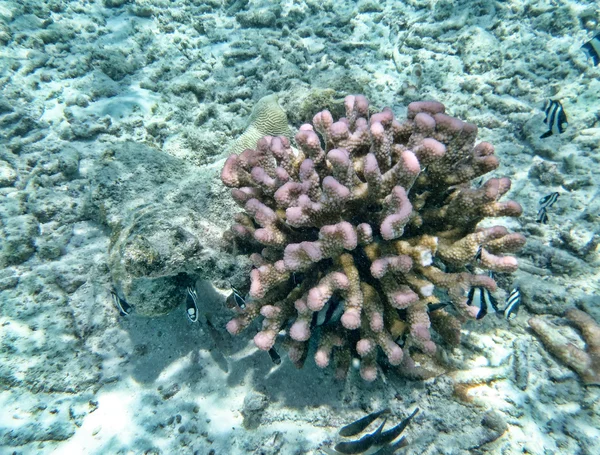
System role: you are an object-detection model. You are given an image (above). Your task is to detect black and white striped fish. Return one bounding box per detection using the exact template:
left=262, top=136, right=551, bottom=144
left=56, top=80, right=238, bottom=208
left=503, top=287, right=521, bottom=320
left=539, top=192, right=559, bottom=209
left=536, top=207, right=549, bottom=224
left=582, top=33, right=600, bottom=66
left=540, top=100, right=568, bottom=139
left=230, top=285, right=247, bottom=309
left=311, top=297, right=344, bottom=328
left=474, top=245, right=483, bottom=262
left=292, top=272, right=305, bottom=287
left=536, top=192, right=559, bottom=224
left=268, top=347, right=281, bottom=365
left=467, top=287, right=499, bottom=320
left=110, top=289, right=132, bottom=316
left=185, top=286, right=199, bottom=322
left=427, top=302, right=450, bottom=313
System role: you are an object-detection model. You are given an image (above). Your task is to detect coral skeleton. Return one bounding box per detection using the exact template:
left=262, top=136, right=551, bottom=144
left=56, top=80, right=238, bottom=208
left=529, top=309, right=600, bottom=386
left=221, top=95, right=525, bottom=380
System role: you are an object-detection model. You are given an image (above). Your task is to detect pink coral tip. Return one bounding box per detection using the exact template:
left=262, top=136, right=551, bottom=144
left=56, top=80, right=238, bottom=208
left=401, top=150, right=421, bottom=174
left=370, top=313, right=384, bottom=332
left=289, top=320, right=311, bottom=341
left=330, top=122, right=349, bottom=140
left=307, top=287, right=327, bottom=311
left=314, top=350, right=330, bottom=368
left=387, top=344, right=403, bottom=365
left=341, top=309, right=361, bottom=330
left=356, top=339, right=374, bottom=357
left=226, top=319, right=242, bottom=335
left=360, top=364, right=378, bottom=382
left=254, top=331, right=275, bottom=351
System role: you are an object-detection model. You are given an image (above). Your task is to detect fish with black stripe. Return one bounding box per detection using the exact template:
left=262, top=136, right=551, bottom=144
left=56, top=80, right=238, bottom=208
left=503, top=287, right=521, bottom=320
left=536, top=192, right=559, bottom=224
left=311, top=295, right=344, bottom=328
left=267, top=347, right=281, bottom=365
left=227, top=284, right=247, bottom=309
left=466, top=283, right=499, bottom=320
left=582, top=32, right=600, bottom=66
left=536, top=208, right=549, bottom=224
left=110, top=289, right=132, bottom=316
left=185, top=286, right=199, bottom=322
left=540, top=100, right=568, bottom=139
left=539, top=192, right=559, bottom=209
left=427, top=302, right=450, bottom=313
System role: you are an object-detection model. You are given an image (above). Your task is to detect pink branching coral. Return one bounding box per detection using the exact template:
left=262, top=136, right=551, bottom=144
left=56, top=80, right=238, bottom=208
left=221, top=95, right=525, bottom=381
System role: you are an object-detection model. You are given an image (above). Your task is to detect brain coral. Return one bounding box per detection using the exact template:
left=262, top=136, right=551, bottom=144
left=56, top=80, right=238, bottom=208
left=230, top=94, right=291, bottom=154
left=220, top=95, right=525, bottom=381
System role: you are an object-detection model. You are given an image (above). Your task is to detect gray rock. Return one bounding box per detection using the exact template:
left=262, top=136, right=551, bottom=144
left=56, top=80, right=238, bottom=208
left=0, top=159, right=17, bottom=187
left=0, top=266, right=19, bottom=290
left=89, top=142, right=239, bottom=315
left=242, top=391, right=269, bottom=430
left=35, top=222, right=72, bottom=260
left=0, top=214, right=39, bottom=266
left=4, top=421, right=76, bottom=445
left=108, top=204, right=225, bottom=316
left=481, top=410, right=508, bottom=435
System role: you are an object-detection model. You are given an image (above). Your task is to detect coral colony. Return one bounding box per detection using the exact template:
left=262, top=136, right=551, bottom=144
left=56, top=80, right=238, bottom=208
left=220, top=95, right=525, bottom=381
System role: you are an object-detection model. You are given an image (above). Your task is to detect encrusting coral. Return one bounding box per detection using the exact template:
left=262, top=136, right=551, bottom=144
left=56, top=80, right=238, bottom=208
left=220, top=95, right=525, bottom=381
left=529, top=309, right=600, bottom=385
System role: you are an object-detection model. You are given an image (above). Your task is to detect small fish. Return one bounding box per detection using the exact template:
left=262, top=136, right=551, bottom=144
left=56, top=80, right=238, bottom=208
left=372, top=408, right=419, bottom=448
left=440, top=186, right=460, bottom=202
left=539, top=192, right=559, bottom=209
left=268, top=347, right=281, bottom=365
left=540, top=100, right=568, bottom=139
left=230, top=285, right=246, bottom=309
left=186, top=286, right=199, bottom=322
left=503, top=287, right=521, bottom=320
left=427, top=302, right=450, bottom=313
left=110, top=290, right=131, bottom=316
left=292, top=272, right=305, bottom=286
left=474, top=245, right=483, bottom=262
left=335, top=418, right=387, bottom=454
left=536, top=207, right=549, bottom=224
left=329, top=408, right=418, bottom=455
left=371, top=436, right=408, bottom=455
left=339, top=408, right=390, bottom=437
left=582, top=32, right=600, bottom=66
left=466, top=287, right=499, bottom=319
left=312, top=297, right=344, bottom=328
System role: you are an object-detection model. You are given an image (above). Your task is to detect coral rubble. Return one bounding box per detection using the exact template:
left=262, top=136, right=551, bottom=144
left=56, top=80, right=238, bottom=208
left=529, top=309, right=600, bottom=385
left=220, top=95, right=525, bottom=380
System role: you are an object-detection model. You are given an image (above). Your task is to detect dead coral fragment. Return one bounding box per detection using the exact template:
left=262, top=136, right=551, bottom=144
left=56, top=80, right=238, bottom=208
left=221, top=95, right=525, bottom=381
left=529, top=309, right=600, bottom=385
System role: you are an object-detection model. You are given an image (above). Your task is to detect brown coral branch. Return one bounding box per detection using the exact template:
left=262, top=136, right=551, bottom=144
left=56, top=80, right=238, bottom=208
left=529, top=309, right=600, bottom=385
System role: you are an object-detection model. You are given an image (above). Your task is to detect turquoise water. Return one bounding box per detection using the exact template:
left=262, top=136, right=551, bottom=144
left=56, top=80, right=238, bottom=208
left=1, top=1, right=599, bottom=454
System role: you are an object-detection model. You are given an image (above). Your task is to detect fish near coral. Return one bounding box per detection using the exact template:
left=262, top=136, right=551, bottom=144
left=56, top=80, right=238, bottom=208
left=221, top=95, right=525, bottom=381
left=326, top=408, right=418, bottom=455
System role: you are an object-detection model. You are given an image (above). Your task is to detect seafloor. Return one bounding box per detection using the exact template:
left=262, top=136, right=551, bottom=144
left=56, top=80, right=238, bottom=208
left=1, top=0, right=599, bottom=454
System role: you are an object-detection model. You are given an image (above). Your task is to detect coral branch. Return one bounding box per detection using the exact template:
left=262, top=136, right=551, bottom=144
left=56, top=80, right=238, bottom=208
left=529, top=309, right=600, bottom=385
